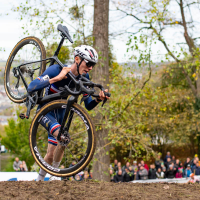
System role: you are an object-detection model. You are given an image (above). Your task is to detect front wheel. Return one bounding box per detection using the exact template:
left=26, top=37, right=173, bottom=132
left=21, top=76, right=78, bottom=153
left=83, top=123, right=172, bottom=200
left=29, top=100, right=96, bottom=177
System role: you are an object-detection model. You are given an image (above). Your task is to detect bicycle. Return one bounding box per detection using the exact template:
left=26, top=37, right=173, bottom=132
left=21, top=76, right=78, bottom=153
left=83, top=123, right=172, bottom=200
left=4, top=24, right=110, bottom=177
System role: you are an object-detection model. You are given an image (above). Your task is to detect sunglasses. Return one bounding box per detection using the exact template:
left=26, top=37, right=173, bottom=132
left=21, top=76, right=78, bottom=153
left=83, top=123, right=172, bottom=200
left=84, top=59, right=96, bottom=68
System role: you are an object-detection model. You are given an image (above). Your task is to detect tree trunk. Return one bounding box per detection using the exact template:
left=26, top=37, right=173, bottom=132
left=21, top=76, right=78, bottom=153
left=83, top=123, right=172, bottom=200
left=92, top=0, right=110, bottom=181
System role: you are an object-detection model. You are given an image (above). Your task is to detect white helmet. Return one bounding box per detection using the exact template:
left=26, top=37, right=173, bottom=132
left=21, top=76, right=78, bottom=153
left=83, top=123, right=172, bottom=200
left=74, top=45, right=98, bottom=64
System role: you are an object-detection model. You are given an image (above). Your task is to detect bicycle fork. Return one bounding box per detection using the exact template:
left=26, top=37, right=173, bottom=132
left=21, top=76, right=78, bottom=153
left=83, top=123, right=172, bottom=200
left=57, top=95, right=77, bottom=141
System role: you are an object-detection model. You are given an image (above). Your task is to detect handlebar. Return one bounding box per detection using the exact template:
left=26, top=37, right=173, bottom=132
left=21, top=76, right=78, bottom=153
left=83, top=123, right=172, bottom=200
left=64, top=72, right=111, bottom=100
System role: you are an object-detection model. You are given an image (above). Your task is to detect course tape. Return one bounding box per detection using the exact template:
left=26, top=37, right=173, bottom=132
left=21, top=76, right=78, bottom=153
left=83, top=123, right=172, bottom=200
left=0, top=172, right=60, bottom=181
left=131, top=176, right=200, bottom=183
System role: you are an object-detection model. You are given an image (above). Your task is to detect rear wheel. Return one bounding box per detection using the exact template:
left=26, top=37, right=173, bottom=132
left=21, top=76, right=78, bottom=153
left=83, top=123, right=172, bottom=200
left=29, top=100, right=96, bottom=177
left=4, top=37, right=46, bottom=103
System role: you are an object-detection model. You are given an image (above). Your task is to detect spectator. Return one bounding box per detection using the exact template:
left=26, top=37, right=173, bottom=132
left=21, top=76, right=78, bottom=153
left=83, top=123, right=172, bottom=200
left=113, top=159, right=118, bottom=172
left=180, top=162, right=183, bottom=168
left=22, top=161, right=28, bottom=172
left=116, top=162, right=121, bottom=173
left=191, top=158, right=197, bottom=169
left=161, top=163, right=166, bottom=173
left=69, top=176, right=75, bottom=181
left=192, top=162, right=200, bottom=175
left=155, top=154, right=163, bottom=170
left=141, top=160, right=149, bottom=171
left=165, top=165, right=176, bottom=179
left=83, top=171, right=89, bottom=180
left=156, top=168, right=165, bottom=179
left=184, top=164, right=192, bottom=178
left=114, top=169, right=124, bottom=183
left=164, top=157, right=171, bottom=170
left=69, top=160, right=76, bottom=168
left=191, top=155, right=199, bottom=168
left=138, top=163, right=141, bottom=171
left=175, top=168, right=183, bottom=178
left=122, top=162, right=130, bottom=172
left=75, top=174, right=82, bottom=181
left=132, top=160, right=138, bottom=172
left=13, top=157, right=22, bottom=171
left=19, top=164, right=25, bottom=172
left=164, top=152, right=172, bottom=163
left=110, top=169, right=114, bottom=182
left=123, top=167, right=134, bottom=182
left=174, top=159, right=180, bottom=172
left=138, top=165, right=148, bottom=180
left=188, top=173, right=200, bottom=183
left=171, top=156, right=176, bottom=164
left=184, top=157, right=191, bottom=169
left=148, top=164, right=157, bottom=179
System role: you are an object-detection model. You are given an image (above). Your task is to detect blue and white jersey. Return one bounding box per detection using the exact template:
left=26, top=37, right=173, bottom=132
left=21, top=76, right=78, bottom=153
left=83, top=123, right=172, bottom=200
left=28, top=64, right=98, bottom=110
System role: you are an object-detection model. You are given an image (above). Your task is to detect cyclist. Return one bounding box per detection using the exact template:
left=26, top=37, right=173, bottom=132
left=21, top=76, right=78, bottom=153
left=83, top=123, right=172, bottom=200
left=27, top=45, right=110, bottom=181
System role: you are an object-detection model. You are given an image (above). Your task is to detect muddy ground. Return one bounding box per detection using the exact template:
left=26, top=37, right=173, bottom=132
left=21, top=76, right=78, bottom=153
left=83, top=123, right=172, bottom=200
left=0, top=180, right=199, bottom=200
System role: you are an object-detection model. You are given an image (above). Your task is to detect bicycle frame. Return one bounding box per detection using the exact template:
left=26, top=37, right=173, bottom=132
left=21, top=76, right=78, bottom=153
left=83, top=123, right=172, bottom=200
left=13, top=30, right=110, bottom=141
left=15, top=35, right=66, bottom=90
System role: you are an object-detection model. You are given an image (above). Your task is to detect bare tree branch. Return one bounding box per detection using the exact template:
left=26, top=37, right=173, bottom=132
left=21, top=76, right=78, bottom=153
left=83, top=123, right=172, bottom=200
left=179, top=0, right=195, bottom=55
left=181, top=65, right=197, bottom=96
left=184, top=2, right=199, bottom=8
left=116, top=7, right=150, bottom=24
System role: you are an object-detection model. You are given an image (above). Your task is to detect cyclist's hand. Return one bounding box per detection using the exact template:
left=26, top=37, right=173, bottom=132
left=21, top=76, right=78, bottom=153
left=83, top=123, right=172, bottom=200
left=57, top=67, right=72, bottom=80
left=49, top=67, right=71, bottom=84
left=98, top=89, right=110, bottom=101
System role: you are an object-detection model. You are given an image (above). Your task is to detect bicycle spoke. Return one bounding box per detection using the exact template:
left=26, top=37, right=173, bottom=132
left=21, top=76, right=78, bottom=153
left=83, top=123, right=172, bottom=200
left=65, top=146, right=79, bottom=164
left=70, top=129, right=87, bottom=138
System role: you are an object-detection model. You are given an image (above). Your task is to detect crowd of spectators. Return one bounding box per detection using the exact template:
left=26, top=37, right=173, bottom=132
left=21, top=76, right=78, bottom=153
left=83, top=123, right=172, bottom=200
left=61, top=162, right=92, bottom=181
left=13, top=157, right=28, bottom=172
left=110, top=152, right=200, bottom=183
left=12, top=153, right=200, bottom=183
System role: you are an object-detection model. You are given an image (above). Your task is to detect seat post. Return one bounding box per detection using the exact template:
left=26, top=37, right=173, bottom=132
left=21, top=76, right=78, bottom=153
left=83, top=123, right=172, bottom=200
left=49, top=35, right=65, bottom=66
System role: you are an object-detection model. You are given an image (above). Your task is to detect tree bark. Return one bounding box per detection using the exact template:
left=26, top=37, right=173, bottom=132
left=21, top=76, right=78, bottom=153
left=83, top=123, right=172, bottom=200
left=92, top=0, right=110, bottom=181
left=179, top=0, right=195, bottom=55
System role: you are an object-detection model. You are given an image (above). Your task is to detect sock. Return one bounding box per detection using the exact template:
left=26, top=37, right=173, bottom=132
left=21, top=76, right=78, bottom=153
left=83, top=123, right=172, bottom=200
left=36, top=168, right=47, bottom=181
left=52, top=161, right=61, bottom=168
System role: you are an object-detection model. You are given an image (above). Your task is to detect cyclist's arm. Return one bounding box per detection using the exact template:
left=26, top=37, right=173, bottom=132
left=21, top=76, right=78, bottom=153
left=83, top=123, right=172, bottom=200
left=83, top=73, right=101, bottom=111
left=27, top=65, right=70, bottom=93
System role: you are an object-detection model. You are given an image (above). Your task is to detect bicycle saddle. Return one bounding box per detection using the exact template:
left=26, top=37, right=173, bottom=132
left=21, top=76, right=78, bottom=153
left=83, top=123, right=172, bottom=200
left=57, top=24, right=73, bottom=43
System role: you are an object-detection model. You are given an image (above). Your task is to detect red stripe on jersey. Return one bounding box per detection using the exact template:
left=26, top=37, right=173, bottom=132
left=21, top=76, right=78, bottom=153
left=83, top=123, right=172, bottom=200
left=50, top=124, right=61, bottom=134
left=48, top=139, right=57, bottom=144
left=50, top=87, right=57, bottom=93
left=37, top=77, right=41, bottom=80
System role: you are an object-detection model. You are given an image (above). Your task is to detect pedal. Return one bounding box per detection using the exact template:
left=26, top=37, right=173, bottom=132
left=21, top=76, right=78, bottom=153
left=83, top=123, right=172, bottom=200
left=19, top=113, right=25, bottom=119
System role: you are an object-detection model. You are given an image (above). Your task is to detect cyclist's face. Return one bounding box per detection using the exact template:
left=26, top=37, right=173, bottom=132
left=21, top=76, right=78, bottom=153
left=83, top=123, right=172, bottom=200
left=78, top=58, right=95, bottom=74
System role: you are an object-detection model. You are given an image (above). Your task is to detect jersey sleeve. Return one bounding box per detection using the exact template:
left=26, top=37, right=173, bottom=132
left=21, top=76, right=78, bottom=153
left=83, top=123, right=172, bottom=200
left=27, top=64, right=62, bottom=93
left=83, top=73, right=99, bottom=111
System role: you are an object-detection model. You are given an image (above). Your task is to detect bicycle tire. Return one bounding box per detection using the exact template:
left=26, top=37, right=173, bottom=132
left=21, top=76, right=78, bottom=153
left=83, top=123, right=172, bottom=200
left=29, top=100, right=96, bottom=177
left=4, top=37, right=46, bottom=103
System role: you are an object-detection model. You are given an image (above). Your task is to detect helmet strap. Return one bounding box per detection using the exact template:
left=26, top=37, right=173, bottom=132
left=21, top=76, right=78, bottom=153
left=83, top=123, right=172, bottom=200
left=76, top=58, right=84, bottom=75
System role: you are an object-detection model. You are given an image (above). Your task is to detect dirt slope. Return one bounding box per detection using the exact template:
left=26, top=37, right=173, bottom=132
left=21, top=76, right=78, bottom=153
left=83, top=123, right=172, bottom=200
left=0, top=180, right=199, bottom=200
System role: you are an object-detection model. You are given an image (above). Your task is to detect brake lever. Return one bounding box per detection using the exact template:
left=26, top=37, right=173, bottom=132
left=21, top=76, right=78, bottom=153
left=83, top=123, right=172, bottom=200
left=80, top=95, right=90, bottom=104
left=102, top=91, right=111, bottom=107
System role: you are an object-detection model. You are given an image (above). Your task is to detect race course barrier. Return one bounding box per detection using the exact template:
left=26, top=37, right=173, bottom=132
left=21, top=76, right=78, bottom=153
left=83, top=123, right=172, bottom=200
left=131, top=176, right=200, bottom=183
left=0, top=172, right=60, bottom=181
